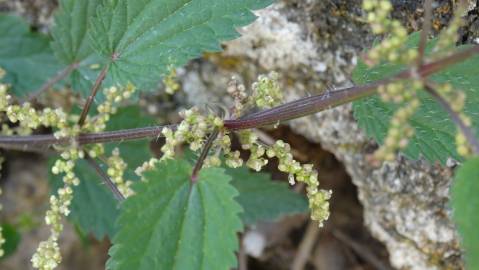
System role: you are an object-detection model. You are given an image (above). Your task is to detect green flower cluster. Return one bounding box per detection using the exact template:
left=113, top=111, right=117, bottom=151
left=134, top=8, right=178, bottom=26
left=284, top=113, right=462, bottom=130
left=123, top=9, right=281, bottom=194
left=161, top=108, right=225, bottom=160
left=107, top=148, right=134, bottom=197
left=363, top=0, right=417, bottom=64
left=163, top=66, right=180, bottom=95
left=252, top=72, right=283, bottom=109
left=375, top=80, right=422, bottom=161
left=158, top=73, right=331, bottom=226
left=434, top=2, right=467, bottom=55
left=0, top=81, right=137, bottom=270
left=364, top=0, right=473, bottom=161
left=435, top=82, right=473, bottom=157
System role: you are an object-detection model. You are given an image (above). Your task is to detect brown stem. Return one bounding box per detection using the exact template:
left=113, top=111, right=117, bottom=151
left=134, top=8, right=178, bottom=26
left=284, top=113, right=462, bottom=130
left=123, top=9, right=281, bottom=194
left=291, top=221, right=320, bottom=270
left=191, top=129, right=219, bottom=182
left=424, top=82, right=479, bottom=155
left=417, top=0, right=433, bottom=67
left=85, top=155, right=125, bottom=201
left=332, top=230, right=393, bottom=270
left=78, top=65, right=109, bottom=126
left=0, top=124, right=175, bottom=152
left=0, top=45, right=477, bottom=152
left=28, top=62, right=79, bottom=101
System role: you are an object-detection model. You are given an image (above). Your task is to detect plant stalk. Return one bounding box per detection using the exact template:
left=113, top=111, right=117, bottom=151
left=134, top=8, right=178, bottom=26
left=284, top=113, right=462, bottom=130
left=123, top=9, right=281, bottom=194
left=78, top=65, right=109, bottom=126
left=191, top=129, right=219, bottom=182
left=28, top=62, right=79, bottom=102
left=424, top=82, right=479, bottom=155
left=0, top=45, right=477, bottom=151
left=85, top=155, right=125, bottom=201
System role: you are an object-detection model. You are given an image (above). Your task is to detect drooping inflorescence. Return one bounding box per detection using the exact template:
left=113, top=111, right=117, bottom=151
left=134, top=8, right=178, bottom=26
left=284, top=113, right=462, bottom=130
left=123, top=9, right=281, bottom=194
left=107, top=148, right=134, bottom=198
left=0, top=73, right=138, bottom=270
left=29, top=84, right=138, bottom=270
left=363, top=0, right=474, bottom=161
left=362, top=0, right=417, bottom=64
left=158, top=73, right=332, bottom=227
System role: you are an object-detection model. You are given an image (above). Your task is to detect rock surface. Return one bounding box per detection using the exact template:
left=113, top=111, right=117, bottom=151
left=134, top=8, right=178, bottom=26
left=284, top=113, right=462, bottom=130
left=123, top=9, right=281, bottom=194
left=177, top=1, right=478, bottom=269
left=1, top=0, right=478, bottom=269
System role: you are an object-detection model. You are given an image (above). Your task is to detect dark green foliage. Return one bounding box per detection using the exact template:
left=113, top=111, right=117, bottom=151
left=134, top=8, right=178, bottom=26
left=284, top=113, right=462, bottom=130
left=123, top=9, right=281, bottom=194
left=89, top=0, right=273, bottom=89
left=353, top=33, right=479, bottom=163
left=48, top=106, right=156, bottom=239
left=0, top=15, right=62, bottom=97
left=107, top=159, right=243, bottom=270
left=451, top=157, right=479, bottom=270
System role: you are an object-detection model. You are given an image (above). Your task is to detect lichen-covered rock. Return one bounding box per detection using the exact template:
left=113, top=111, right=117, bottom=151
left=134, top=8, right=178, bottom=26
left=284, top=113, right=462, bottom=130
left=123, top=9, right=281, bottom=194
left=179, top=1, right=476, bottom=269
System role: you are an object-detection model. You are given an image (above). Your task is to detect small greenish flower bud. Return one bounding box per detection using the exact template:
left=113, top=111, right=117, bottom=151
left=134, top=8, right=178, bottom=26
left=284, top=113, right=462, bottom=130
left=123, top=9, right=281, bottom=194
left=163, top=66, right=180, bottom=95
left=252, top=72, right=283, bottom=109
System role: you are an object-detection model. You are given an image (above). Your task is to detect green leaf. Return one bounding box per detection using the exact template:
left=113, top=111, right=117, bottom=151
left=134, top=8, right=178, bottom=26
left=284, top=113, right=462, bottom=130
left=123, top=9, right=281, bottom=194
left=89, top=0, right=273, bottom=89
left=352, top=33, right=479, bottom=164
left=226, top=167, right=308, bottom=225
left=51, top=0, right=101, bottom=63
left=107, top=159, right=243, bottom=270
left=51, top=0, right=110, bottom=97
left=451, top=157, right=479, bottom=270
left=0, top=223, right=21, bottom=260
left=0, top=14, right=62, bottom=97
left=48, top=106, right=156, bottom=239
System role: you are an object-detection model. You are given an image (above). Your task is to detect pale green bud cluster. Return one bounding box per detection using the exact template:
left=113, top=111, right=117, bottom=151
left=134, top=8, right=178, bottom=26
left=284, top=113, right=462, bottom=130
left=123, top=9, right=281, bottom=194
left=218, top=134, right=243, bottom=168
left=33, top=85, right=135, bottom=270
left=375, top=98, right=420, bottom=161
left=163, top=66, right=180, bottom=95
left=86, top=144, right=105, bottom=159
left=32, top=151, right=80, bottom=270
left=252, top=72, right=283, bottom=109
left=267, top=140, right=331, bottom=227
left=203, top=133, right=243, bottom=169
left=227, top=77, right=248, bottom=118
left=135, top=157, right=160, bottom=178
left=107, top=148, right=134, bottom=197
left=363, top=0, right=417, bottom=64
left=434, top=3, right=466, bottom=55
left=161, top=108, right=224, bottom=160
left=0, top=84, right=11, bottom=112
left=31, top=238, right=61, bottom=270
left=238, top=131, right=268, bottom=171
left=433, top=83, right=473, bottom=157
left=456, top=132, right=472, bottom=157
left=378, top=80, right=422, bottom=104
left=84, top=83, right=136, bottom=133
left=375, top=79, right=423, bottom=161
left=0, top=70, right=137, bottom=269
left=160, top=108, right=243, bottom=169
left=0, top=85, right=69, bottom=137
left=160, top=75, right=328, bottom=226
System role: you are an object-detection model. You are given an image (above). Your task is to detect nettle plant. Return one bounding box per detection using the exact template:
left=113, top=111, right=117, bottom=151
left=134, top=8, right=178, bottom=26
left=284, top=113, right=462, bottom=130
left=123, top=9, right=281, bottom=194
left=0, top=0, right=478, bottom=269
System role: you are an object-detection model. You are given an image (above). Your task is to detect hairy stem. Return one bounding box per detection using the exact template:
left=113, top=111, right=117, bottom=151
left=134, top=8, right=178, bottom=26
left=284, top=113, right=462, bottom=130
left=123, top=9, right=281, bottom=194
left=0, top=45, right=477, bottom=151
left=424, top=82, right=479, bottom=155
left=0, top=125, right=176, bottom=151
left=85, top=155, right=125, bottom=201
left=191, top=129, right=219, bottom=182
left=78, top=65, right=109, bottom=126
left=28, top=62, right=79, bottom=101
